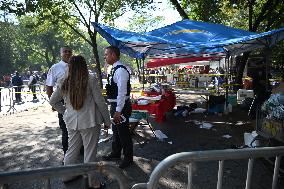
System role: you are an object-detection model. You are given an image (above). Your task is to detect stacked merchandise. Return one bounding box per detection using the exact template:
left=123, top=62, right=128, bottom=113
left=260, top=94, right=284, bottom=142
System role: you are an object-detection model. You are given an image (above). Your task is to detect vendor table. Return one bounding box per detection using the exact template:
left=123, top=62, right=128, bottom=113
left=174, top=89, right=211, bottom=96
left=174, top=89, right=211, bottom=102
left=132, top=91, right=176, bottom=123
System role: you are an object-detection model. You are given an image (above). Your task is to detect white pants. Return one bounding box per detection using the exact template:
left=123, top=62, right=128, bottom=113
left=64, top=126, right=101, bottom=185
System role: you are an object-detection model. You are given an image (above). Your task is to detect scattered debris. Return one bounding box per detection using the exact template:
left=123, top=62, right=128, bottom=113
left=191, top=108, right=206, bottom=114
left=154, top=130, right=168, bottom=141
left=199, top=122, right=213, bottom=129
left=244, top=131, right=259, bottom=147
left=222, top=134, right=232, bottom=139
left=235, top=121, right=247, bottom=126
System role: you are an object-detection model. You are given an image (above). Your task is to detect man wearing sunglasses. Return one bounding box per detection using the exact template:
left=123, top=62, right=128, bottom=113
left=46, top=46, right=73, bottom=156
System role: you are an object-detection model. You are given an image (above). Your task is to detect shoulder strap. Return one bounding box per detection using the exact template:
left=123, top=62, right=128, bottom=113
left=112, top=65, right=130, bottom=76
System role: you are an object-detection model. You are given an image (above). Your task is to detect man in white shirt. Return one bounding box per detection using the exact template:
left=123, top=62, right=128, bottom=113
left=102, top=46, right=133, bottom=169
left=46, top=46, right=72, bottom=155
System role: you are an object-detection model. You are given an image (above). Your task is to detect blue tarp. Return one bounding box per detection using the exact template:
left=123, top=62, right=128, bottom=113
left=92, top=19, right=284, bottom=59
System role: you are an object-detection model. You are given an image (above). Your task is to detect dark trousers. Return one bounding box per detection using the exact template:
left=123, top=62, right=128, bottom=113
left=58, top=113, right=68, bottom=154
left=110, top=100, right=133, bottom=160
left=14, top=87, right=22, bottom=102
left=30, top=85, right=37, bottom=99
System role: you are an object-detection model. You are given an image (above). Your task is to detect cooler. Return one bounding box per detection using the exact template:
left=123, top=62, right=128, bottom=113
left=237, top=89, right=254, bottom=101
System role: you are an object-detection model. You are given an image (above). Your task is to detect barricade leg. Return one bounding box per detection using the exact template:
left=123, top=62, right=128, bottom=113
left=7, top=88, right=16, bottom=113
left=0, top=87, right=2, bottom=112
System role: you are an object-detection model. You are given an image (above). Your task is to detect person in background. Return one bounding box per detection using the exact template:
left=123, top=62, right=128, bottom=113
left=102, top=46, right=133, bottom=169
left=50, top=55, right=111, bottom=189
left=3, top=74, right=11, bottom=87
left=12, top=71, right=23, bottom=103
left=28, top=72, right=38, bottom=100
left=46, top=46, right=72, bottom=156
left=41, top=72, right=47, bottom=82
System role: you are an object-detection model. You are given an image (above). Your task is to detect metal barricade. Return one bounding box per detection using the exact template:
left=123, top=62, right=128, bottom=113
left=132, top=146, right=284, bottom=189
left=0, top=162, right=129, bottom=189
left=0, top=87, right=13, bottom=113
left=0, top=87, right=2, bottom=112
left=0, top=85, right=49, bottom=113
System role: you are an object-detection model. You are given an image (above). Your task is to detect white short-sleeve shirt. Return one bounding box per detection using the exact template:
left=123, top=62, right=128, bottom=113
left=46, top=60, right=68, bottom=88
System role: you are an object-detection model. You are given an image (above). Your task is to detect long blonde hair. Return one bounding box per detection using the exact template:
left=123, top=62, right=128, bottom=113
left=61, top=55, right=89, bottom=110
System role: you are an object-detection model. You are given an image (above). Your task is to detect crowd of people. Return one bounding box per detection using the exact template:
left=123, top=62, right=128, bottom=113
left=0, top=71, right=48, bottom=103
left=0, top=71, right=47, bottom=88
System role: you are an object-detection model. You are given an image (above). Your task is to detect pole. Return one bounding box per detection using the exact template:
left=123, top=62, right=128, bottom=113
left=225, top=54, right=230, bottom=103
left=142, top=59, right=145, bottom=90
left=136, top=58, right=141, bottom=83
left=265, top=48, right=271, bottom=92
left=0, top=87, right=2, bottom=112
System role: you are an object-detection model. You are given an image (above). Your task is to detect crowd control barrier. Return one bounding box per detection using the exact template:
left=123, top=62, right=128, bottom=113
left=132, top=146, right=284, bottom=189
left=0, top=84, right=48, bottom=114
left=0, top=162, right=129, bottom=189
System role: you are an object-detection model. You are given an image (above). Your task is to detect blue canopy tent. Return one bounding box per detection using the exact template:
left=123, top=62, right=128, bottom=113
left=92, top=19, right=284, bottom=59
left=92, top=19, right=284, bottom=90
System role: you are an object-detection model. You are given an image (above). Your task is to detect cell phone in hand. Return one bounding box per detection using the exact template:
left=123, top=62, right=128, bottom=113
left=111, top=115, right=126, bottom=125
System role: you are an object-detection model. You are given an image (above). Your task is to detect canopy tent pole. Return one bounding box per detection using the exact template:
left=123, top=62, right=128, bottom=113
left=142, top=59, right=145, bottom=90
left=265, top=47, right=271, bottom=91
left=217, top=59, right=221, bottom=93
left=229, top=55, right=233, bottom=92
left=136, top=58, right=141, bottom=82
left=225, top=54, right=230, bottom=102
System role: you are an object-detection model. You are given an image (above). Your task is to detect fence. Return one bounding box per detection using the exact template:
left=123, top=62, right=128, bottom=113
left=0, top=162, right=129, bottom=189
left=0, top=84, right=48, bottom=114
left=132, top=146, right=284, bottom=189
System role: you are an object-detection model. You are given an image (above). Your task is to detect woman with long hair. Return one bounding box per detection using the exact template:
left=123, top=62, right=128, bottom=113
left=50, top=55, right=111, bottom=189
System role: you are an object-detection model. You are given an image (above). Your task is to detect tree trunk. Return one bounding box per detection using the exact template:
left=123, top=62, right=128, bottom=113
left=169, top=0, right=189, bottom=19
left=90, top=30, right=103, bottom=89
left=45, top=50, right=52, bottom=68
left=235, top=52, right=250, bottom=91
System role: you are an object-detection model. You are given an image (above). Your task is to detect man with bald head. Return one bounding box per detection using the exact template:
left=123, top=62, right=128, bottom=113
left=46, top=46, right=73, bottom=156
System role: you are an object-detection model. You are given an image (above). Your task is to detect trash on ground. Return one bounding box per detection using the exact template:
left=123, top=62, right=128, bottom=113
left=193, top=120, right=202, bottom=125
left=235, top=121, right=247, bottom=126
left=244, top=131, right=259, bottom=148
left=199, top=122, right=213, bottom=129
left=191, top=108, right=206, bottom=114
left=222, top=134, right=232, bottom=139
left=154, top=130, right=168, bottom=141
left=185, top=120, right=202, bottom=125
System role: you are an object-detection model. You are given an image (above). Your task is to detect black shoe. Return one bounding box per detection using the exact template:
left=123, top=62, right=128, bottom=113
left=102, top=153, right=120, bottom=161
left=118, top=159, right=133, bottom=169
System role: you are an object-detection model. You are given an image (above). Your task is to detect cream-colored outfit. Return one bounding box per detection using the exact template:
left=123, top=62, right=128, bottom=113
left=49, top=74, right=111, bottom=184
